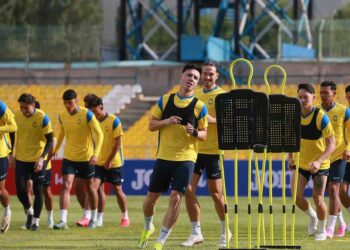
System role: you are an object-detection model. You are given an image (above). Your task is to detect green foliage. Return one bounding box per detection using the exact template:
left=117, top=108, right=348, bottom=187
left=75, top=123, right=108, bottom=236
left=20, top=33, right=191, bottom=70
left=0, top=0, right=102, bottom=26
left=335, top=3, right=350, bottom=19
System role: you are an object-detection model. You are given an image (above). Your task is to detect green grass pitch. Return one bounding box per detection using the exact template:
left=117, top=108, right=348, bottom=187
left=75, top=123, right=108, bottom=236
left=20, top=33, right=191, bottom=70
left=2, top=196, right=350, bottom=249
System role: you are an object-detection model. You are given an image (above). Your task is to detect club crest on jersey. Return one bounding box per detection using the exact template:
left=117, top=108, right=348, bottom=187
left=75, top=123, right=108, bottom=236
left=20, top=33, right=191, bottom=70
left=333, top=115, right=338, bottom=122
left=32, top=121, right=38, bottom=128
left=77, top=118, right=82, bottom=124
left=105, top=126, right=109, bottom=132
left=208, top=98, right=214, bottom=105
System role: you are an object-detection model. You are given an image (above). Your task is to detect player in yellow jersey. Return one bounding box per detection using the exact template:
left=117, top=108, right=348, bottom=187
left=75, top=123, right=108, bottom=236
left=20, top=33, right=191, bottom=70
left=11, top=94, right=53, bottom=231
left=75, top=93, right=100, bottom=227
left=86, top=96, right=129, bottom=227
left=52, top=89, right=103, bottom=230
left=289, top=83, right=335, bottom=241
left=22, top=100, right=56, bottom=229
left=182, top=62, right=230, bottom=248
left=0, top=100, right=17, bottom=233
left=339, top=85, right=350, bottom=232
left=137, top=64, right=208, bottom=250
left=318, top=81, right=350, bottom=238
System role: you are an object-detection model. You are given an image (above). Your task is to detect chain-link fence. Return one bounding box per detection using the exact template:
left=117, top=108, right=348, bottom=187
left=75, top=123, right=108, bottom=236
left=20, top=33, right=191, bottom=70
left=0, top=25, right=102, bottom=62
left=279, top=19, right=350, bottom=60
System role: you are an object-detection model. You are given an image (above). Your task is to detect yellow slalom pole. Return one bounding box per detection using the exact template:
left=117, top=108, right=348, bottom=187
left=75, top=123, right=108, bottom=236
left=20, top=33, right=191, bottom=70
left=268, top=153, right=274, bottom=245
left=229, top=58, right=254, bottom=90
left=260, top=148, right=267, bottom=246
left=247, top=149, right=252, bottom=249
left=291, top=153, right=300, bottom=246
left=234, top=149, right=239, bottom=249
left=254, top=154, right=262, bottom=248
left=219, top=150, right=230, bottom=249
left=282, top=153, right=287, bottom=246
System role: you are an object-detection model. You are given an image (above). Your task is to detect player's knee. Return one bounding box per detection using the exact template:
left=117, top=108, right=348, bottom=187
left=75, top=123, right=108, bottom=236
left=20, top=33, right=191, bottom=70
left=169, top=192, right=182, bottom=206
left=62, top=181, right=73, bottom=191
left=210, top=190, right=222, bottom=202
left=313, top=195, right=324, bottom=207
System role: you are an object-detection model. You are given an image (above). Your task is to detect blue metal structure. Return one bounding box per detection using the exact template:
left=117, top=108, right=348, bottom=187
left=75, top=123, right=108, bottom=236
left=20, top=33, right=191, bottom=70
left=118, top=0, right=314, bottom=61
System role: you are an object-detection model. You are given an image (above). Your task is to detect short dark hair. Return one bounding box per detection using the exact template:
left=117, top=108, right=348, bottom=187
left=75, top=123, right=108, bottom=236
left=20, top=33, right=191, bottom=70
left=320, top=81, right=336, bottom=91
left=297, top=83, right=315, bottom=94
left=18, top=93, right=35, bottom=104
left=34, top=101, right=40, bottom=109
left=87, top=96, right=103, bottom=109
left=182, top=64, right=202, bottom=75
left=345, top=85, right=350, bottom=94
left=202, top=61, right=218, bottom=72
left=84, top=93, right=98, bottom=103
left=63, top=89, right=77, bottom=101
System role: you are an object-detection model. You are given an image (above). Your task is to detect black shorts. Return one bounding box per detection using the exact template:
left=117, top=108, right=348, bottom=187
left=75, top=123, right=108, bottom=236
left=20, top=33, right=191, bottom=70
left=94, top=166, right=123, bottom=185
left=194, top=154, right=221, bottom=179
left=342, top=162, right=350, bottom=183
left=43, top=169, right=51, bottom=187
left=148, top=159, right=194, bottom=194
left=15, top=160, right=46, bottom=183
left=0, top=157, right=8, bottom=181
left=298, top=167, right=329, bottom=181
left=328, top=159, right=346, bottom=183
left=62, top=159, right=95, bottom=179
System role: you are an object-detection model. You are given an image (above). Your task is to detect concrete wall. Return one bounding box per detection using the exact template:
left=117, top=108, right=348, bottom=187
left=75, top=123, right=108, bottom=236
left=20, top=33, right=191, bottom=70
left=1, top=61, right=350, bottom=96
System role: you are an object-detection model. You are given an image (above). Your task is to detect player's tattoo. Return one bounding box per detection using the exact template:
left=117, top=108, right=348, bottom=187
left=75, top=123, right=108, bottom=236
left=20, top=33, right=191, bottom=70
left=313, top=176, right=325, bottom=191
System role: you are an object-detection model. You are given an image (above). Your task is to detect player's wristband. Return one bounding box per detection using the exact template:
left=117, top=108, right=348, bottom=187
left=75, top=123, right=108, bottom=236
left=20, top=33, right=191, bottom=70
left=192, top=129, right=198, bottom=137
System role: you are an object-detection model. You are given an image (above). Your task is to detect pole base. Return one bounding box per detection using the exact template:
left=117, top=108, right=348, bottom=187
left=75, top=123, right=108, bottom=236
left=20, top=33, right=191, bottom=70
left=219, top=248, right=267, bottom=250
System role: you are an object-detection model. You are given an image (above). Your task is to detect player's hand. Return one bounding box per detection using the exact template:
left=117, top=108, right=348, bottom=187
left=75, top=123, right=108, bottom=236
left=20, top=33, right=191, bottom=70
left=185, top=123, right=194, bottom=135
left=103, top=161, right=112, bottom=170
left=8, top=154, right=15, bottom=168
left=342, top=150, right=350, bottom=160
left=166, top=116, right=182, bottom=125
left=89, top=155, right=98, bottom=166
left=309, top=160, right=321, bottom=174
left=34, top=157, right=44, bottom=172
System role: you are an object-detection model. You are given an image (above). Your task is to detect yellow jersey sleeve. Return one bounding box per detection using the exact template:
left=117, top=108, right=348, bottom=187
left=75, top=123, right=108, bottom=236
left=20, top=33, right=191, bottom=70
left=344, top=108, right=350, bottom=150
left=88, top=112, right=104, bottom=157
left=152, top=94, right=170, bottom=119
left=316, top=111, right=334, bottom=139
left=0, top=102, right=17, bottom=133
left=196, top=102, right=208, bottom=130
left=113, top=117, right=123, bottom=138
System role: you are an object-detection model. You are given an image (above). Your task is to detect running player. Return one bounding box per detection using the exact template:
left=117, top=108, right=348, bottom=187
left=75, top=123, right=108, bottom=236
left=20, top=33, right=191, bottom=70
left=137, top=64, right=208, bottom=250
left=182, top=62, right=230, bottom=248
left=52, top=89, right=103, bottom=229
left=12, top=94, right=53, bottom=231
left=86, top=96, right=130, bottom=227
left=289, top=83, right=335, bottom=241
left=0, top=100, right=17, bottom=233
left=318, top=81, right=350, bottom=238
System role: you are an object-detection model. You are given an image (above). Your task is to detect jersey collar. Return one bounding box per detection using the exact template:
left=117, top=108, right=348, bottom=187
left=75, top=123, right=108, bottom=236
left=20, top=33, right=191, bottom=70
left=302, top=106, right=315, bottom=118
left=176, top=92, right=193, bottom=100
left=203, top=85, right=218, bottom=93
left=321, top=102, right=336, bottom=112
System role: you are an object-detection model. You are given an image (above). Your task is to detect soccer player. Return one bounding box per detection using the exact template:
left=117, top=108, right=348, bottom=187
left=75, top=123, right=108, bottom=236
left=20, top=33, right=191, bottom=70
left=86, top=96, right=130, bottom=227
left=182, top=62, right=230, bottom=247
left=75, top=93, right=99, bottom=227
left=11, top=93, right=53, bottom=231
left=288, top=83, right=335, bottom=241
left=0, top=100, right=17, bottom=233
left=137, top=64, right=208, bottom=250
left=52, top=89, right=103, bottom=229
left=339, top=85, right=350, bottom=231
left=318, top=81, right=350, bottom=238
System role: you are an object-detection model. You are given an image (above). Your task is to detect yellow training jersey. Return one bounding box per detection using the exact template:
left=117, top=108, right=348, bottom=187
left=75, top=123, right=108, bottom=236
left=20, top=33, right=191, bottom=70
left=195, top=86, right=225, bottom=155
left=0, top=101, right=17, bottom=158
left=96, top=114, right=123, bottom=168
left=153, top=93, right=208, bottom=162
left=55, top=107, right=103, bottom=162
left=14, top=109, right=53, bottom=162
left=300, top=107, right=334, bottom=171
left=318, top=103, right=350, bottom=162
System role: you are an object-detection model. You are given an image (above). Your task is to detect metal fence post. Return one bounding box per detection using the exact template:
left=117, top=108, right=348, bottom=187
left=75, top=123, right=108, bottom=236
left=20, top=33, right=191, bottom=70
left=318, top=19, right=325, bottom=62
